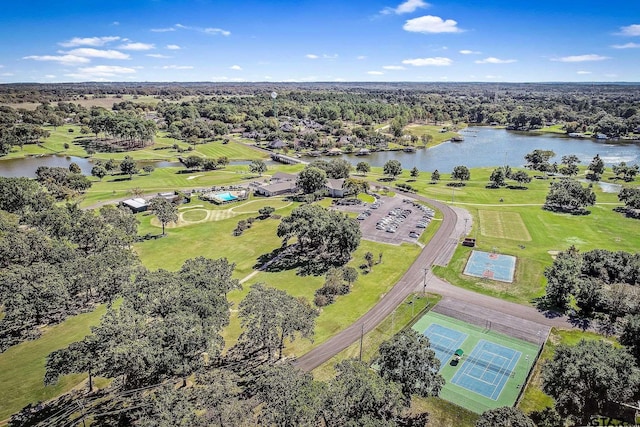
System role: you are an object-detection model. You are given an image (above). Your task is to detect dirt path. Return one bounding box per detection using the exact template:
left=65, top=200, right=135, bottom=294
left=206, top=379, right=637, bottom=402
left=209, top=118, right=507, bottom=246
left=294, top=194, right=573, bottom=372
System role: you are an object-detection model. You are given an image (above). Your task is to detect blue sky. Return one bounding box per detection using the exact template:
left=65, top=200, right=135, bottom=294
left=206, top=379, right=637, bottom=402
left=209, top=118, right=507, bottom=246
left=1, top=0, right=639, bottom=83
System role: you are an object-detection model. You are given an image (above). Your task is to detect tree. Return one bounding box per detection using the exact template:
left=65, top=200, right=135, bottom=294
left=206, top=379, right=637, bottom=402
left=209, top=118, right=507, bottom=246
left=142, top=165, right=155, bottom=175
left=619, top=187, right=640, bottom=209
left=323, top=359, right=407, bottom=426
left=149, top=197, right=178, bottom=235
left=620, top=314, right=640, bottom=364
left=476, top=407, right=535, bottom=427
left=587, top=154, right=605, bottom=181
left=431, top=169, right=440, bottom=183
left=452, top=165, right=471, bottom=184
left=277, top=204, right=361, bottom=273
left=356, top=161, right=370, bottom=176
left=296, top=166, right=327, bottom=194
left=613, top=162, right=639, bottom=182
left=252, top=364, right=324, bottom=426
left=183, top=155, right=203, bottom=170
left=342, top=178, right=369, bottom=197
left=511, top=170, right=531, bottom=187
left=383, top=159, right=402, bottom=179
left=410, top=166, right=420, bottom=178
left=238, top=283, right=317, bottom=360
left=525, top=149, right=555, bottom=172
left=45, top=336, right=103, bottom=392
left=249, top=159, right=267, bottom=176
left=119, top=155, right=138, bottom=179
left=91, top=165, right=107, bottom=181
left=489, top=167, right=506, bottom=187
left=68, top=162, right=81, bottom=174
left=559, top=154, right=579, bottom=177
left=364, top=251, right=374, bottom=270
left=376, top=329, right=444, bottom=398
left=543, top=245, right=582, bottom=310
left=342, top=266, right=358, bottom=286
left=543, top=179, right=596, bottom=214
left=258, top=206, right=275, bottom=218
left=542, top=339, right=640, bottom=425
left=574, top=277, right=607, bottom=316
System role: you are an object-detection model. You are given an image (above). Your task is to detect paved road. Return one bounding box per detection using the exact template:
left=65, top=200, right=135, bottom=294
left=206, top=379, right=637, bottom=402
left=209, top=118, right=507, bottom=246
left=294, top=194, right=574, bottom=372
left=294, top=196, right=458, bottom=371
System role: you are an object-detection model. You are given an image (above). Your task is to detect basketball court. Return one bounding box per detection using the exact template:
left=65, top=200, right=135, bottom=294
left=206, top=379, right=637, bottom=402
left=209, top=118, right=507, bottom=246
left=463, top=250, right=516, bottom=282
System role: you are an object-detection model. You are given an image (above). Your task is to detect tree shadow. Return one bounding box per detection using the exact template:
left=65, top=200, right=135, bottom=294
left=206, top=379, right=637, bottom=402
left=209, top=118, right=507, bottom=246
left=568, top=313, right=591, bottom=330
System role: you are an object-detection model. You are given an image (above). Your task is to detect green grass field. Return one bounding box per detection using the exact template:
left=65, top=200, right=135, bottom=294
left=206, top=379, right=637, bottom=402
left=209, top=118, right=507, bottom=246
left=415, top=167, right=640, bottom=305
left=412, top=311, right=539, bottom=414
left=404, top=124, right=464, bottom=146
left=0, top=306, right=108, bottom=420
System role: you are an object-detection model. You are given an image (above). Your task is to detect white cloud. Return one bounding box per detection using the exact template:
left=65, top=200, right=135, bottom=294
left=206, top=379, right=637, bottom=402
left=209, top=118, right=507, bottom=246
left=111, top=21, right=120, bottom=26
left=119, top=42, right=155, bottom=51
left=577, top=71, right=592, bottom=74
left=162, top=65, right=194, bottom=69
left=147, top=54, right=171, bottom=58
left=402, top=57, right=452, bottom=66
left=166, top=44, right=181, bottom=50
left=0, top=65, right=3, bottom=68
left=23, top=54, right=90, bottom=65
left=403, top=15, right=462, bottom=34
left=151, top=27, right=176, bottom=32
left=357, top=55, right=367, bottom=60
left=484, top=75, right=501, bottom=79
left=306, top=54, right=319, bottom=59
left=552, top=54, right=609, bottom=62
left=619, top=24, right=640, bottom=36
left=323, top=53, right=338, bottom=59
left=204, top=28, right=231, bottom=36
left=59, top=36, right=120, bottom=47
left=230, top=65, right=242, bottom=70
left=175, top=23, right=231, bottom=36
left=44, top=75, right=56, bottom=79
left=66, top=65, right=136, bottom=80
left=381, top=0, right=429, bottom=15
left=367, top=71, right=384, bottom=75
left=612, top=42, right=640, bottom=49
left=459, top=49, right=480, bottom=55
left=1, top=72, right=14, bottom=77
left=382, top=65, right=405, bottom=70
left=64, top=48, right=130, bottom=59
left=475, top=57, right=517, bottom=64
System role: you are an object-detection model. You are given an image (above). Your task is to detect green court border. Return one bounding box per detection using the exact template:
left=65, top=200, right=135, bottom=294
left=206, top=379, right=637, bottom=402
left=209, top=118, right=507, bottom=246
left=412, top=311, right=539, bottom=414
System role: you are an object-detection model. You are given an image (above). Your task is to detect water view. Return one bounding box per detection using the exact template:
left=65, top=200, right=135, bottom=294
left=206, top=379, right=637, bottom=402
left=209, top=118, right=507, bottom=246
left=327, top=127, right=640, bottom=172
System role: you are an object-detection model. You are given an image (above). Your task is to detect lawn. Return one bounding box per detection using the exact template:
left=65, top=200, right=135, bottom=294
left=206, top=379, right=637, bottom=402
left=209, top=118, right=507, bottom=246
left=0, top=306, right=108, bottom=421
left=415, top=167, right=640, bottom=305
left=404, top=124, right=467, bottom=147
left=3, top=124, right=267, bottom=163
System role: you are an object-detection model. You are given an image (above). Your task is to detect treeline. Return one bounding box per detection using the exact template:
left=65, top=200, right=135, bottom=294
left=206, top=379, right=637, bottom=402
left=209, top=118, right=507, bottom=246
left=542, top=246, right=640, bottom=321
left=0, top=177, right=138, bottom=350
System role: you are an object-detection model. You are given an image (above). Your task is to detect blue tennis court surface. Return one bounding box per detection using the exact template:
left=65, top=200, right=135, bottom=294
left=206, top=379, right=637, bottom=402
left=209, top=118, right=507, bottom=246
left=451, top=339, right=521, bottom=400
left=423, top=323, right=468, bottom=370
left=463, top=250, right=516, bottom=283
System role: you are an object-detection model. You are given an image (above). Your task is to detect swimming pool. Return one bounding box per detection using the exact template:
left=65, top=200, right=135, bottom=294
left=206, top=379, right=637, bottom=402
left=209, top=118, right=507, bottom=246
left=215, top=192, right=237, bottom=202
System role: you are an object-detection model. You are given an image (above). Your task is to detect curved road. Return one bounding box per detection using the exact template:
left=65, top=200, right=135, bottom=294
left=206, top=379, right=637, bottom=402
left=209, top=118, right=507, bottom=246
left=294, top=195, right=572, bottom=372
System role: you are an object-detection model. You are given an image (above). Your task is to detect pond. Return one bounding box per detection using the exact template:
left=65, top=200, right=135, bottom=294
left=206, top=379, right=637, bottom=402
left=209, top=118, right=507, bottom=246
left=317, top=127, right=640, bottom=172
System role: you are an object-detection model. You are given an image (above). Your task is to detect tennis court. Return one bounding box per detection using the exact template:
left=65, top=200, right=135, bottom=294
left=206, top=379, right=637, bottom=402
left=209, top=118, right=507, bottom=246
left=463, top=250, right=516, bottom=283
left=451, top=340, right=521, bottom=400
left=413, top=310, right=540, bottom=414
left=423, top=324, right=468, bottom=368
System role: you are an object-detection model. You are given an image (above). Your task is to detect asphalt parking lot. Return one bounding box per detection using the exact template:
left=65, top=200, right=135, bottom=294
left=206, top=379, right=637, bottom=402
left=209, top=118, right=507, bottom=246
left=333, top=195, right=435, bottom=245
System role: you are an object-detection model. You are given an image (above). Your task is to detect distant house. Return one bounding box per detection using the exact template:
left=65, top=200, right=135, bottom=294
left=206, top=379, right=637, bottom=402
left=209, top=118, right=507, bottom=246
left=120, top=198, right=148, bottom=213
left=157, top=191, right=191, bottom=204
left=271, top=172, right=298, bottom=182
left=326, top=178, right=346, bottom=198
left=355, top=148, right=370, bottom=156
left=327, top=147, right=343, bottom=156
left=268, top=139, right=286, bottom=149
left=255, top=181, right=298, bottom=197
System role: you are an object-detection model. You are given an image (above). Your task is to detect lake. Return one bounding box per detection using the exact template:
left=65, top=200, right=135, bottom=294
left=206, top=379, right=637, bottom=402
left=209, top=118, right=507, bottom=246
left=319, top=127, right=640, bottom=172
left=1, top=127, right=639, bottom=178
